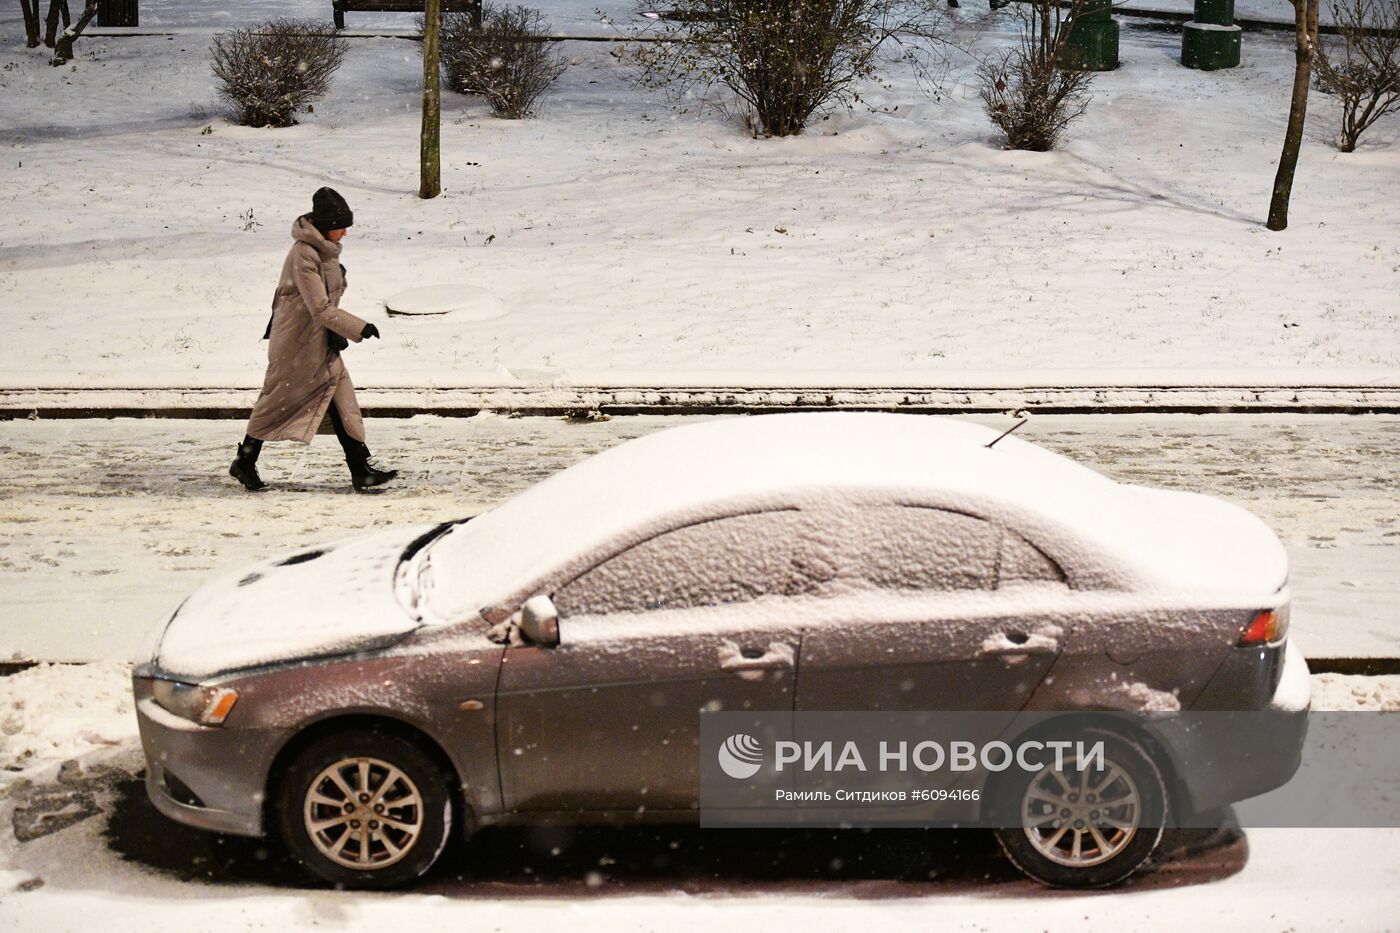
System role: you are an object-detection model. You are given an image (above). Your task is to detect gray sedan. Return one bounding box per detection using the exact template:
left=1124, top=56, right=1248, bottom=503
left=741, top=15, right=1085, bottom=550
left=133, top=413, right=1308, bottom=888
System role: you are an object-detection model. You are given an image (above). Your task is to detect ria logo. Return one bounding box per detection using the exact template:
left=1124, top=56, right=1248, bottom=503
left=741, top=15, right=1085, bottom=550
left=718, top=733, right=764, bottom=780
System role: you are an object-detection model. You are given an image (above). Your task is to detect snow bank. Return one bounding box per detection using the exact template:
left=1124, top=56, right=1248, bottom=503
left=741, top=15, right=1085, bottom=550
left=1312, top=673, right=1400, bottom=711
left=0, top=663, right=134, bottom=773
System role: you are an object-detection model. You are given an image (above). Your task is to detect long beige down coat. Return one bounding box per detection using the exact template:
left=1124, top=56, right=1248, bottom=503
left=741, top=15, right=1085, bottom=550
left=246, top=217, right=370, bottom=444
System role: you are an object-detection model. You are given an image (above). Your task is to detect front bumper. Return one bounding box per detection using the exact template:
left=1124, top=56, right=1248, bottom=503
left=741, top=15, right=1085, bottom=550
left=134, top=679, right=285, bottom=839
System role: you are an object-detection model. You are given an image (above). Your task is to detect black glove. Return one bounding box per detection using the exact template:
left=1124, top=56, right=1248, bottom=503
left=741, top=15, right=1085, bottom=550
left=361, top=323, right=380, bottom=340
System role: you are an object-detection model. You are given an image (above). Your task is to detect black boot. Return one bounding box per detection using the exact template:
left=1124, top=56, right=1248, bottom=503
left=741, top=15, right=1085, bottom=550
left=328, top=402, right=397, bottom=491
left=229, top=435, right=267, bottom=491
left=344, top=440, right=397, bottom=491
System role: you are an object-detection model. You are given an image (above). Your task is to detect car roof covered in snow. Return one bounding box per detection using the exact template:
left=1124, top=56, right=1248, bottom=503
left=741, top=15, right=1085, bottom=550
left=418, top=412, right=1287, bottom=621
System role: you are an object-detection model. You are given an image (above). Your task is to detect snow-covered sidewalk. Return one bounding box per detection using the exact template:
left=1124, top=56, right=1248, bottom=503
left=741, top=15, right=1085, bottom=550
left=0, top=662, right=1397, bottom=932
left=1, top=412, right=1397, bottom=662
left=2, top=14, right=1396, bottom=394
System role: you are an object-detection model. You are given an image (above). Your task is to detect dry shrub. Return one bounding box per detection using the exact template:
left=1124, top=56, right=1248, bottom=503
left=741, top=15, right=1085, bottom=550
left=1314, top=0, right=1400, bottom=152
left=977, top=0, right=1093, bottom=151
left=210, top=19, right=347, bottom=128
left=439, top=5, right=567, bottom=118
left=629, top=0, right=949, bottom=138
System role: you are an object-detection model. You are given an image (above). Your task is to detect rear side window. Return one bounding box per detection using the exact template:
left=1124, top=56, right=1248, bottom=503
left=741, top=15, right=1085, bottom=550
left=554, top=511, right=835, bottom=617
left=838, top=506, right=1000, bottom=591
left=999, top=533, right=1066, bottom=585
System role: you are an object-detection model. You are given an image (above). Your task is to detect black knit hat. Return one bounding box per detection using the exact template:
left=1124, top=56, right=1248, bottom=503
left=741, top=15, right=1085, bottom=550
left=309, top=187, right=354, bottom=234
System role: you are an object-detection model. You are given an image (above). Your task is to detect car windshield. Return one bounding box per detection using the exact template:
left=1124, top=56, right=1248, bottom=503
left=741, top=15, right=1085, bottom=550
left=400, top=516, right=477, bottom=620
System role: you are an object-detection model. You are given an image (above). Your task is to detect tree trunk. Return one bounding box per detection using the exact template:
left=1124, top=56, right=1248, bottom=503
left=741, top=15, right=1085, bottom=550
left=1267, top=0, right=1320, bottom=231
left=51, top=0, right=97, bottom=66
left=419, top=0, right=442, bottom=200
left=43, top=0, right=69, bottom=47
left=19, top=0, right=42, bottom=47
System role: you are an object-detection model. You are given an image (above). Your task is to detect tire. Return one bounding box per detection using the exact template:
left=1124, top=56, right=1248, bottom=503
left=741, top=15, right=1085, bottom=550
left=991, top=728, right=1167, bottom=888
left=276, top=729, right=454, bottom=889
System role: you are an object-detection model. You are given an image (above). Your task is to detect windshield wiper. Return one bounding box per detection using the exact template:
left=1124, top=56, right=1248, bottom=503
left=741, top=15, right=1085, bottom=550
left=399, top=517, right=471, bottom=565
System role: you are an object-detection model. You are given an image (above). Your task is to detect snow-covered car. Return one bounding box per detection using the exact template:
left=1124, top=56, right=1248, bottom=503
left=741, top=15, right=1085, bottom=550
left=132, top=413, right=1309, bottom=889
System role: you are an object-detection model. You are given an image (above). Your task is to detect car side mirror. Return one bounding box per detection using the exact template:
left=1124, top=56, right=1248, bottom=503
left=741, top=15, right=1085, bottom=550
left=519, top=595, right=560, bottom=648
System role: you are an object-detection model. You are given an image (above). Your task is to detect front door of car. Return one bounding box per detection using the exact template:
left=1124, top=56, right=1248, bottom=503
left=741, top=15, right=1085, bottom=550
left=494, top=510, right=827, bottom=814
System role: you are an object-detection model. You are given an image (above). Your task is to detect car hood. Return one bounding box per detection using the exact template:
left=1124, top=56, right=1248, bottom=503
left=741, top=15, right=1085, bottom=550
left=146, top=524, right=438, bottom=680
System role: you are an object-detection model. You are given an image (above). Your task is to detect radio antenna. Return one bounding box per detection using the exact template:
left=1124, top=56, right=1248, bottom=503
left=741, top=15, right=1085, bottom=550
left=986, top=410, right=1031, bottom=449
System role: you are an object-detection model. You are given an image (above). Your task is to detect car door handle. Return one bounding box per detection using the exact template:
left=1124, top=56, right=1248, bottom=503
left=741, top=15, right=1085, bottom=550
left=717, top=640, right=795, bottom=674
left=980, top=629, right=1059, bottom=657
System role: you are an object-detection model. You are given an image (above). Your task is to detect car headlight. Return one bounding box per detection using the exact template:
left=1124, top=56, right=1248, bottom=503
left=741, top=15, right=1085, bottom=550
left=151, top=680, right=239, bottom=726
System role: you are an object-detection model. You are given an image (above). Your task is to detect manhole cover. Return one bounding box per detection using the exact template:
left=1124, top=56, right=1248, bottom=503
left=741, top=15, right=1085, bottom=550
left=384, top=284, right=507, bottom=320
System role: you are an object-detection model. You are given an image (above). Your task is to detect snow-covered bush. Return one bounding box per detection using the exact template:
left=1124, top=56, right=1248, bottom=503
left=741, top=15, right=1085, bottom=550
left=977, top=0, right=1093, bottom=151
left=210, top=19, right=347, bottom=128
left=628, top=0, right=949, bottom=138
left=1314, top=0, right=1400, bottom=153
left=438, top=5, right=567, bottom=119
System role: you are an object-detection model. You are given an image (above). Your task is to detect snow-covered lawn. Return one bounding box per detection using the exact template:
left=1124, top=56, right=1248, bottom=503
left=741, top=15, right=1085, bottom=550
left=2, top=9, right=1396, bottom=393
left=0, top=662, right=1396, bottom=931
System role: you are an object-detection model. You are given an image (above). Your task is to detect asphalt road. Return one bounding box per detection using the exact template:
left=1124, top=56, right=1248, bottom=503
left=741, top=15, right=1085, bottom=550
left=0, top=412, right=1396, bottom=661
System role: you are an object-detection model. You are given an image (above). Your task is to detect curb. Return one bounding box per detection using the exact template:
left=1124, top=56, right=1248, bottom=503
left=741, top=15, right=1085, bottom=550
left=5, top=658, right=1398, bottom=677
left=3, top=385, right=1400, bottom=418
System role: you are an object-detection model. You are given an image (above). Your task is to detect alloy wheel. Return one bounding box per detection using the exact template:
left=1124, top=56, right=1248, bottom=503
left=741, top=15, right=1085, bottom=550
left=302, top=756, right=425, bottom=870
left=1020, top=754, right=1142, bottom=868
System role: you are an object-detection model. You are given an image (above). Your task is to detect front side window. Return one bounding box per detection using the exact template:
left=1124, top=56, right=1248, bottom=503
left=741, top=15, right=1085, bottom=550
left=553, top=511, right=835, bottom=617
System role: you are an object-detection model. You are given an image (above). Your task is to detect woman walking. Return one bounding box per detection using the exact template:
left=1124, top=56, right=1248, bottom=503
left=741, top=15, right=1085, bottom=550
left=230, top=187, right=397, bottom=492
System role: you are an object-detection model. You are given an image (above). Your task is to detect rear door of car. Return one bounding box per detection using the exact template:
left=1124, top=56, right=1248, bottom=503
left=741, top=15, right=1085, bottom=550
left=796, top=506, right=1067, bottom=712
left=494, top=510, right=826, bottom=815
left=792, top=506, right=1068, bottom=796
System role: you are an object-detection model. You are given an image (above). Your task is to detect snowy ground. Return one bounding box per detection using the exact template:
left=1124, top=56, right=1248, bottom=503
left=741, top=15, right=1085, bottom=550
left=0, top=662, right=1397, bottom=932
left=2, top=9, right=1396, bottom=393
left=1, top=412, right=1396, bottom=662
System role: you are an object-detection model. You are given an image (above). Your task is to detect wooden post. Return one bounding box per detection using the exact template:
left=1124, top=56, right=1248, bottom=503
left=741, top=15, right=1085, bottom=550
left=420, top=0, right=442, bottom=200
left=1267, top=0, right=1320, bottom=231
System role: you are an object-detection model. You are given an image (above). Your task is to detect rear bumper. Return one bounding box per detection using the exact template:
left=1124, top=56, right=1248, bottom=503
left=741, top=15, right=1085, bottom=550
left=1165, top=640, right=1311, bottom=818
left=134, top=683, right=284, bottom=839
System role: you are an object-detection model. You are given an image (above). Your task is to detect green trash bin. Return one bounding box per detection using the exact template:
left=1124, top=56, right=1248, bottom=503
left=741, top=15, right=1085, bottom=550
left=1182, top=0, right=1242, bottom=70
left=1063, top=0, right=1120, bottom=72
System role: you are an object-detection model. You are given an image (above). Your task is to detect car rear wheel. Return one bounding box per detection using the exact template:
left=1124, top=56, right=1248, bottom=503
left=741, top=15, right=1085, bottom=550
left=277, top=730, right=453, bottom=888
left=992, top=728, right=1167, bottom=888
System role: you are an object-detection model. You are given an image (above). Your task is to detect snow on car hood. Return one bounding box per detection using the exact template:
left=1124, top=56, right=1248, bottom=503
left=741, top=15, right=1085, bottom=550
left=147, top=524, right=437, bottom=680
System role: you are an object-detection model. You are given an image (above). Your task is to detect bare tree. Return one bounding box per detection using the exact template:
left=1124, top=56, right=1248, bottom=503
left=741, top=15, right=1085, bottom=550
left=421, top=0, right=443, bottom=199
left=440, top=5, right=568, bottom=118
left=978, top=0, right=1094, bottom=150
left=18, top=0, right=42, bottom=48
left=43, top=0, right=69, bottom=47
left=209, top=20, right=347, bottom=127
left=1267, top=0, right=1321, bottom=231
left=628, top=0, right=949, bottom=138
left=51, top=0, right=103, bottom=65
left=1314, top=0, right=1400, bottom=152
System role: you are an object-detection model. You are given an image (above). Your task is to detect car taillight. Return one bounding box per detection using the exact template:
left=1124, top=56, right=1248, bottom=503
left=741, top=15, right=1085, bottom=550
left=1239, top=609, right=1286, bottom=646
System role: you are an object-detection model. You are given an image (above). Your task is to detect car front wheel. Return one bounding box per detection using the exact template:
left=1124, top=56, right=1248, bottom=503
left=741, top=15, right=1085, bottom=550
left=277, top=730, right=454, bottom=888
left=992, top=728, right=1167, bottom=888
